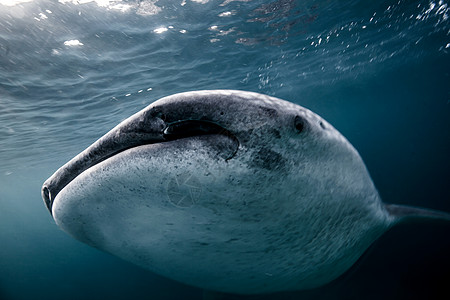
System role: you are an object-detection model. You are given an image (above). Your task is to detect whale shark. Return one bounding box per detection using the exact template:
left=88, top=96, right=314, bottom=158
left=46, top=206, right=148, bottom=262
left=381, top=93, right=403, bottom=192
left=41, top=90, right=450, bottom=294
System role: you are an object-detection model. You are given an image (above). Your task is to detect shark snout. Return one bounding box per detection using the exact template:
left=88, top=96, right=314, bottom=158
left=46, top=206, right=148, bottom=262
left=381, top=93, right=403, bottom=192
left=41, top=183, right=53, bottom=214
left=41, top=102, right=239, bottom=217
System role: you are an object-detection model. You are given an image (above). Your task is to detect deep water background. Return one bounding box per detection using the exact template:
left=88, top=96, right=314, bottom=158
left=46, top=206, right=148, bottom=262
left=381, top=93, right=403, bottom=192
left=0, top=0, right=449, bottom=299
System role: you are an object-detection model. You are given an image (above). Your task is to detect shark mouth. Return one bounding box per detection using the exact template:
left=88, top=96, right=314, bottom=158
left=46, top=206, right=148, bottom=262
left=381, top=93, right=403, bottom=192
left=42, top=119, right=239, bottom=215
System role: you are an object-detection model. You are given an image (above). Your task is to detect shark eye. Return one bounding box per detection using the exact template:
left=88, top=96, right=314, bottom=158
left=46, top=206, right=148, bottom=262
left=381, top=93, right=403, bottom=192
left=294, top=116, right=305, bottom=133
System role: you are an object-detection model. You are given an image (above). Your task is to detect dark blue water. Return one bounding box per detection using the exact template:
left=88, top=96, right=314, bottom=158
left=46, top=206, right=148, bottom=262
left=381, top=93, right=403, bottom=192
left=0, top=0, right=449, bottom=299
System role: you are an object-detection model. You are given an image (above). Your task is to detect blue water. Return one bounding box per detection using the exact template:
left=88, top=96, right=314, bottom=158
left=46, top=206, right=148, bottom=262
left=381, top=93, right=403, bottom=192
left=0, top=0, right=449, bottom=299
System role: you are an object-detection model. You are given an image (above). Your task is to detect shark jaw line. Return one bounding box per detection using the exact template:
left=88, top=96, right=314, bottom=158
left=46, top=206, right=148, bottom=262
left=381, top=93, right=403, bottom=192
left=42, top=119, right=239, bottom=214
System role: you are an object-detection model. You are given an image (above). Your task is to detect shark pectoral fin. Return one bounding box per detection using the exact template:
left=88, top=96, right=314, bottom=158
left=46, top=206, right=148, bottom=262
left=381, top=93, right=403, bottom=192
left=385, top=203, right=450, bottom=224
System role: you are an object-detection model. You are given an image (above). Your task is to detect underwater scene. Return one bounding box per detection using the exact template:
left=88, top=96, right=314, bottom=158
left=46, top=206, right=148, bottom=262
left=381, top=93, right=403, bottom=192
left=0, top=0, right=449, bottom=299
